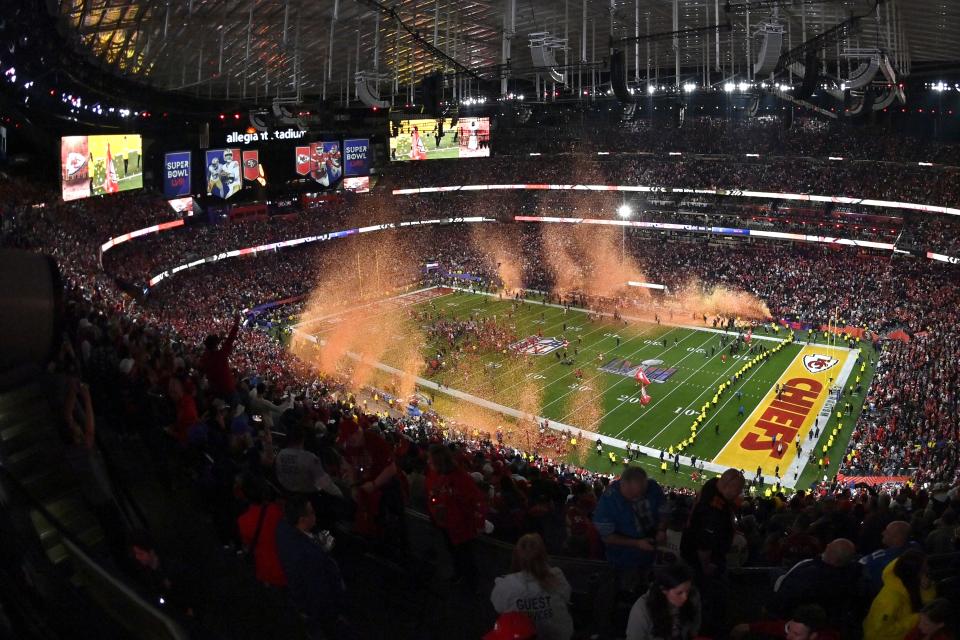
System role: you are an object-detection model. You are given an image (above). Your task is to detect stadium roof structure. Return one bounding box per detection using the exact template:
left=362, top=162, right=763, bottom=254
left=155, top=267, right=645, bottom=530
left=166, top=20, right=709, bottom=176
left=50, top=0, right=960, bottom=101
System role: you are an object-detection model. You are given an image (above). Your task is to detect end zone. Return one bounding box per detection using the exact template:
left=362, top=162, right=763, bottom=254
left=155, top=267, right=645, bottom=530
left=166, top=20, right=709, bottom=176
left=714, top=345, right=856, bottom=484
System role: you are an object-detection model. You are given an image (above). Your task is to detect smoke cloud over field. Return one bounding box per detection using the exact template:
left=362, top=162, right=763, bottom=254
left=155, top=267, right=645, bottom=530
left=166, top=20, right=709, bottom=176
left=288, top=219, right=772, bottom=457
left=289, top=232, right=426, bottom=390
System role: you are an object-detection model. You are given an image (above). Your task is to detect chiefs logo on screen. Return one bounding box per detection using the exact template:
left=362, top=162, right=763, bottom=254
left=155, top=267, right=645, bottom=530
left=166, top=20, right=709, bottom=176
left=65, top=152, right=88, bottom=176
left=802, top=354, right=840, bottom=374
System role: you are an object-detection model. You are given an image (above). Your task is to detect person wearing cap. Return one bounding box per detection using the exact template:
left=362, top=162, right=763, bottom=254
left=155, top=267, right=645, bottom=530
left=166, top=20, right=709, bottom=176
left=730, top=604, right=839, bottom=640
left=483, top=611, right=538, bottom=640
left=491, top=533, right=573, bottom=640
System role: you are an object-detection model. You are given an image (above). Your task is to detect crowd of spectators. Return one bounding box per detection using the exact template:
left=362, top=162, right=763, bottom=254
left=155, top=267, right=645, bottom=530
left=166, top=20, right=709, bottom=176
left=492, top=115, right=960, bottom=165
left=3, top=132, right=960, bottom=637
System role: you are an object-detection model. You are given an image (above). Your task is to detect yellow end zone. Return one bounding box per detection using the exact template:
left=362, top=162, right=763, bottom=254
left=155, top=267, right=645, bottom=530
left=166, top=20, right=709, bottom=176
left=713, top=345, right=852, bottom=476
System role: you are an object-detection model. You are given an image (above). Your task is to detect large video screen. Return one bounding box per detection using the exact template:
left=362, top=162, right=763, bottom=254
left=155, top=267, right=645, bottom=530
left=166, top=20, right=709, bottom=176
left=389, top=117, right=490, bottom=161
left=295, top=141, right=342, bottom=187
left=61, top=134, right=143, bottom=201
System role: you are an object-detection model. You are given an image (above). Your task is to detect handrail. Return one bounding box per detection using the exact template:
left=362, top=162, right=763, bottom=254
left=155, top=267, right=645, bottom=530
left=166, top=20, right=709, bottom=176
left=60, top=536, right=190, bottom=640
left=94, top=432, right=151, bottom=531
left=0, top=465, right=187, bottom=640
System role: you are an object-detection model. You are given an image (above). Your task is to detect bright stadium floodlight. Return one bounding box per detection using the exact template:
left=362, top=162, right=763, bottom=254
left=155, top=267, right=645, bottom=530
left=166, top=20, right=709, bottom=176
left=724, top=82, right=735, bottom=93
left=617, top=204, right=633, bottom=219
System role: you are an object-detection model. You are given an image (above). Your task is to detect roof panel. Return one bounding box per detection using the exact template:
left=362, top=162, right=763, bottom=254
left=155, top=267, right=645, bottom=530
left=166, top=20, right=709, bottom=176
left=53, top=0, right=960, bottom=99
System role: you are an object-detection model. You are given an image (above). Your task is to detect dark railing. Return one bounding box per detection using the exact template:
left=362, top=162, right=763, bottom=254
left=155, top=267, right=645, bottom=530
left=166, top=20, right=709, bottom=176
left=0, top=465, right=187, bottom=640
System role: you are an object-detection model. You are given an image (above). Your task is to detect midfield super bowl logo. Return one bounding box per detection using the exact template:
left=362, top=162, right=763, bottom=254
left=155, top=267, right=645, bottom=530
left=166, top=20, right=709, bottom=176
left=802, top=354, right=840, bottom=374
left=509, top=336, right=568, bottom=356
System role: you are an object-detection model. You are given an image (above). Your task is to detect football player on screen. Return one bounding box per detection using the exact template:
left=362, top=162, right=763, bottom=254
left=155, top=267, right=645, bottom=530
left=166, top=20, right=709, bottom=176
left=221, top=149, right=241, bottom=197
left=409, top=125, right=428, bottom=160
left=207, top=156, right=223, bottom=196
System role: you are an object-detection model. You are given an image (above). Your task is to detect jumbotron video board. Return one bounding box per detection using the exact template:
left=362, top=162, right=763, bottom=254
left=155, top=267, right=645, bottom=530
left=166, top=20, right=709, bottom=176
left=61, top=134, right=143, bottom=201
left=389, top=117, right=490, bottom=161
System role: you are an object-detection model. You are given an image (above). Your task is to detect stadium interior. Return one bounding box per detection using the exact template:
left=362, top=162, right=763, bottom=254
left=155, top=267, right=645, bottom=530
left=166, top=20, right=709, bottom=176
left=0, top=0, right=959, bottom=638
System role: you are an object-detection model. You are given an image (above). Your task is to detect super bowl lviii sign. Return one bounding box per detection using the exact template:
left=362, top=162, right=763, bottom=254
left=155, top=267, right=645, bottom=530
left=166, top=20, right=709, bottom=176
left=163, top=152, right=191, bottom=198
left=343, top=139, right=370, bottom=176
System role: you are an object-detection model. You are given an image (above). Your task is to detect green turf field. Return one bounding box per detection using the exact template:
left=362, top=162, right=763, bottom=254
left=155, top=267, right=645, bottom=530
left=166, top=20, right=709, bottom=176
left=300, top=287, right=877, bottom=489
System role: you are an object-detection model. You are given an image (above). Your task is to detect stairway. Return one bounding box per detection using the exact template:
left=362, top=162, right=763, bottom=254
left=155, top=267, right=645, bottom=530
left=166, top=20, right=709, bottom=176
left=0, top=377, right=107, bottom=576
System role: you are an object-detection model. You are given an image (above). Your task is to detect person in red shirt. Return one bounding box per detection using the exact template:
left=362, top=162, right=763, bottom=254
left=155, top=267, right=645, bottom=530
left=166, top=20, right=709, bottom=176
left=425, top=444, right=488, bottom=590
left=236, top=477, right=287, bottom=588
left=167, top=371, right=199, bottom=445
left=199, top=314, right=241, bottom=399
left=338, top=415, right=406, bottom=545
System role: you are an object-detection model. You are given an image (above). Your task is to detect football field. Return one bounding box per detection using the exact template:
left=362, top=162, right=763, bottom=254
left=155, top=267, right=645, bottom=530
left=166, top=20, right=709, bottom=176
left=296, top=287, right=875, bottom=489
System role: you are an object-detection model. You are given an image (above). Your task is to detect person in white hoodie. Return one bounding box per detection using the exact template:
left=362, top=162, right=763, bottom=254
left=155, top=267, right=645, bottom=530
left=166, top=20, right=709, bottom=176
left=490, top=533, right=574, bottom=640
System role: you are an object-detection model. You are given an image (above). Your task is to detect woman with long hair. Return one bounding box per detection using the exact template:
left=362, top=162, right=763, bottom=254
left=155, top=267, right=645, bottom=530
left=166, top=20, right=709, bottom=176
left=626, top=562, right=702, bottom=640
left=490, top=533, right=573, bottom=640
left=864, top=549, right=937, bottom=640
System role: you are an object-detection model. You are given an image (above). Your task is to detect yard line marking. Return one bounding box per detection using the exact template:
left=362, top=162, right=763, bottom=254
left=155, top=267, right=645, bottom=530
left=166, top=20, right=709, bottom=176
left=631, top=346, right=761, bottom=445
left=535, top=324, right=686, bottom=414
left=605, top=333, right=728, bottom=439
left=441, top=295, right=676, bottom=401
left=551, top=330, right=712, bottom=424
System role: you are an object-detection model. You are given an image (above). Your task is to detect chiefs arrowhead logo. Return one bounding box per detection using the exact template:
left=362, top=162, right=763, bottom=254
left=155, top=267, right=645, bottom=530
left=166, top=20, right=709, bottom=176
left=65, top=152, right=87, bottom=177
left=802, top=354, right=840, bottom=374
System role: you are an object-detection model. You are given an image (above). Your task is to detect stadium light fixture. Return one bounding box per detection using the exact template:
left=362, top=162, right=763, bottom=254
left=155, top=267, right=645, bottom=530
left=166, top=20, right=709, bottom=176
left=617, top=204, right=633, bottom=219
